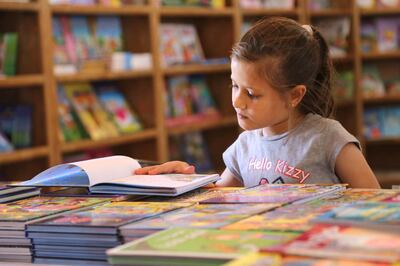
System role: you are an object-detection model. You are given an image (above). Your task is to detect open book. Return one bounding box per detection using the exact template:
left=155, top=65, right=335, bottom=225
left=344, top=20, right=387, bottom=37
left=12, top=156, right=220, bottom=196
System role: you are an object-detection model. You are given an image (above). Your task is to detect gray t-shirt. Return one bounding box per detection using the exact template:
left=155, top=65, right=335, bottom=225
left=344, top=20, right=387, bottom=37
left=223, top=114, right=360, bottom=187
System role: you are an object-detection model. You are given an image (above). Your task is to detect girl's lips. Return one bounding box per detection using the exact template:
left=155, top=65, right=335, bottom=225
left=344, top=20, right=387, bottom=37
left=237, top=113, right=248, bottom=119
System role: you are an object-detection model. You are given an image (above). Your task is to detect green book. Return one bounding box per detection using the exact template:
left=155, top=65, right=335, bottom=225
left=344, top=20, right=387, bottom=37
left=2, top=33, right=18, bottom=76
left=107, top=228, right=297, bottom=265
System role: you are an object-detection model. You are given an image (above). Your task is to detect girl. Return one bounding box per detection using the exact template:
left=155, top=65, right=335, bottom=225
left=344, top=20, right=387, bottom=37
left=136, top=17, right=380, bottom=188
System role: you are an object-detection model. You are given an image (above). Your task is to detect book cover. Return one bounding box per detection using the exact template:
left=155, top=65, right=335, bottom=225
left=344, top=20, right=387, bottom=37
left=189, top=75, right=218, bottom=115
left=107, top=227, right=297, bottom=261
left=13, top=155, right=220, bottom=196
left=361, top=65, right=385, bottom=98
left=179, top=131, right=214, bottom=173
left=93, top=82, right=142, bottom=134
left=363, top=108, right=384, bottom=139
left=223, top=252, right=281, bottom=266
left=145, top=187, right=244, bottom=203
left=265, top=224, right=400, bottom=263
left=11, top=105, right=32, bottom=148
left=376, top=18, right=399, bottom=52
left=334, top=70, right=354, bottom=101
left=69, top=16, right=99, bottom=62
left=27, top=201, right=191, bottom=234
left=63, top=82, right=119, bottom=140
left=314, top=18, right=351, bottom=57
left=201, top=184, right=345, bottom=204
left=0, top=196, right=108, bottom=227
left=0, top=131, right=13, bottom=152
left=313, top=202, right=400, bottom=231
left=361, top=21, right=378, bottom=53
left=1, top=33, right=18, bottom=76
left=167, top=75, right=192, bottom=118
left=52, top=17, right=71, bottom=65
left=94, top=16, right=123, bottom=58
left=159, top=24, right=185, bottom=66
left=120, top=203, right=278, bottom=232
left=57, top=84, right=86, bottom=142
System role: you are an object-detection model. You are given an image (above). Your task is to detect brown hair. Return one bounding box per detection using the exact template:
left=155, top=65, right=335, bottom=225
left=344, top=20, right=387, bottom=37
left=231, top=17, right=334, bottom=118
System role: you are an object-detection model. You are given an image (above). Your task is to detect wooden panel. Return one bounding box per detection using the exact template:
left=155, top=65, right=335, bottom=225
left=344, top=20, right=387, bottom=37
left=112, top=138, right=158, bottom=161
left=0, top=11, right=42, bottom=74
left=121, top=15, right=151, bottom=53
left=0, top=157, right=48, bottom=181
left=118, top=77, right=156, bottom=128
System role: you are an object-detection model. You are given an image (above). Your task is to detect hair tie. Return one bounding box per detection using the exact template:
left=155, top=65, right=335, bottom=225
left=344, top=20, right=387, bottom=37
left=302, top=24, right=313, bottom=35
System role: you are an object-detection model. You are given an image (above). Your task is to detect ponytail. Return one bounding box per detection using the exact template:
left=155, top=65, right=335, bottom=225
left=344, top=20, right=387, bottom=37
left=298, top=27, right=335, bottom=118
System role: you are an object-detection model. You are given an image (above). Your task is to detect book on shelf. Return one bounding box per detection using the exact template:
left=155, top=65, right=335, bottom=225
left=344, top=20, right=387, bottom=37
left=94, top=16, right=123, bottom=58
left=52, top=17, right=77, bottom=75
left=57, top=84, right=87, bottom=142
left=361, top=65, right=385, bottom=98
left=313, top=201, right=400, bottom=232
left=107, top=227, right=297, bottom=266
left=159, top=23, right=204, bottom=66
left=12, top=155, right=220, bottom=196
left=63, top=82, right=119, bottom=140
left=314, top=18, right=351, bottom=57
left=0, top=32, right=18, bottom=76
left=376, top=18, right=399, bottom=52
left=93, top=82, right=143, bottom=134
left=361, top=21, right=378, bottom=53
left=264, top=224, right=400, bottom=263
left=363, top=108, right=383, bottom=139
left=0, top=104, right=32, bottom=149
left=333, top=70, right=354, bottom=101
left=0, top=131, right=13, bottom=152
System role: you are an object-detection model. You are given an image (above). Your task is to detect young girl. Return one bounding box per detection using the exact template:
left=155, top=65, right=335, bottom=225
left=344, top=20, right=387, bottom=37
left=136, top=17, right=380, bottom=189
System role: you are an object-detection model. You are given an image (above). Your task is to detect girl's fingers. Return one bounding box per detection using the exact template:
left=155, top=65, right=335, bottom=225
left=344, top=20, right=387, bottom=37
left=134, top=161, right=196, bottom=175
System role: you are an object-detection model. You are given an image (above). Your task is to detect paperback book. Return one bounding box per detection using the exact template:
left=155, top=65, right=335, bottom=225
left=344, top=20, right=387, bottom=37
left=12, top=155, right=220, bottom=196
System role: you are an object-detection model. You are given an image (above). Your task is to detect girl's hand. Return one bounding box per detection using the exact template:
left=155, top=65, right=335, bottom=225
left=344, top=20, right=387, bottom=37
left=134, top=161, right=195, bottom=175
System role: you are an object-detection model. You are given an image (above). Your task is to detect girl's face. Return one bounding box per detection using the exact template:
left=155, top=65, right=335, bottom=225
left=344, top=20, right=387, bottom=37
left=231, top=58, right=291, bottom=136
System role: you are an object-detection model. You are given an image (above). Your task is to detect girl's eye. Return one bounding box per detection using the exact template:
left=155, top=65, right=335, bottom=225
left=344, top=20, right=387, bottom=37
left=231, top=84, right=239, bottom=90
left=247, top=91, right=259, bottom=99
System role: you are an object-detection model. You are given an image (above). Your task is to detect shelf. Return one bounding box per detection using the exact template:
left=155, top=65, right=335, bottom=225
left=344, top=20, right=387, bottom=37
left=50, top=5, right=151, bottom=15
left=362, top=51, right=400, bottom=60
left=0, top=146, right=49, bottom=164
left=366, top=137, right=400, bottom=145
left=162, top=63, right=230, bottom=76
left=159, top=7, right=233, bottom=16
left=309, top=9, right=352, bottom=17
left=363, top=95, right=400, bottom=105
left=61, top=129, right=158, bottom=153
left=56, top=70, right=153, bottom=82
left=0, top=74, right=44, bottom=89
left=168, top=115, right=237, bottom=135
left=0, top=2, right=39, bottom=11
left=240, top=8, right=299, bottom=17
left=360, top=8, right=400, bottom=16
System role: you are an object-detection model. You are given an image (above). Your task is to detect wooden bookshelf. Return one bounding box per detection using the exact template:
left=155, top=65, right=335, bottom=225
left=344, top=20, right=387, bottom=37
left=0, top=0, right=399, bottom=186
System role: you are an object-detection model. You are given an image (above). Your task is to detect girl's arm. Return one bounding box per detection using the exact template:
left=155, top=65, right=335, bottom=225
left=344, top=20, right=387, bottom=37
left=335, top=143, right=380, bottom=188
left=215, top=168, right=243, bottom=187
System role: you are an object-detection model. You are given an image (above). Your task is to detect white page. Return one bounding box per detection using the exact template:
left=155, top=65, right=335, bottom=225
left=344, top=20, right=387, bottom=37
left=72, top=155, right=141, bottom=186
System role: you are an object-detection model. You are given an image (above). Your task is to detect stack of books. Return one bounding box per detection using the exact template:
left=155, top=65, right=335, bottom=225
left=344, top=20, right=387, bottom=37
left=27, top=201, right=191, bottom=265
left=0, top=196, right=108, bottom=263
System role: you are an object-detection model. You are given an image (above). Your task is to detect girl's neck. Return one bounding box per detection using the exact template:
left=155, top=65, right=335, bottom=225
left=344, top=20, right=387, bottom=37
left=262, top=112, right=306, bottom=137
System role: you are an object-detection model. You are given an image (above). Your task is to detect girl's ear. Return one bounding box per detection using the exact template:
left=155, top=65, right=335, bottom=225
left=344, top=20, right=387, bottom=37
left=289, top=85, right=307, bottom=108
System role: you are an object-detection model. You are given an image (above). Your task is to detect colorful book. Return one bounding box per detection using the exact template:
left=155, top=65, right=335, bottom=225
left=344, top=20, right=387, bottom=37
left=94, top=82, right=142, bottom=134
left=107, top=228, right=297, bottom=265
left=223, top=252, right=281, bottom=266
left=312, top=202, right=400, bottom=232
left=265, top=224, right=400, bottom=263
left=0, top=196, right=108, bottom=229
left=57, top=84, right=86, bottom=142
left=179, top=131, right=214, bottom=173
left=376, top=18, right=399, bottom=52
left=63, top=82, right=119, bottom=140
left=314, top=18, right=351, bottom=57
left=222, top=188, right=397, bottom=232
left=201, top=184, right=346, bottom=204
left=145, top=187, right=244, bottom=203
left=12, top=155, right=220, bottom=196
left=27, top=201, right=191, bottom=234
left=189, top=75, right=218, bottom=115
left=0, top=32, right=18, bottom=76
left=94, top=16, right=123, bottom=58
left=119, top=203, right=278, bottom=235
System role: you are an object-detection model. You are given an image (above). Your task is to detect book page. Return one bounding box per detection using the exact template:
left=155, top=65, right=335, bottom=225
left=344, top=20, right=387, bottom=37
left=73, top=155, right=141, bottom=186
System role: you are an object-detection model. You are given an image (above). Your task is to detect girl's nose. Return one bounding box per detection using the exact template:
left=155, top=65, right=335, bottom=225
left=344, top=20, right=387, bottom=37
left=233, top=92, right=246, bottom=110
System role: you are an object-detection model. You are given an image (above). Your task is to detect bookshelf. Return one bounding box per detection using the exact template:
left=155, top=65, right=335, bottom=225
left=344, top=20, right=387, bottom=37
left=0, top=0, right=399, bottom=186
